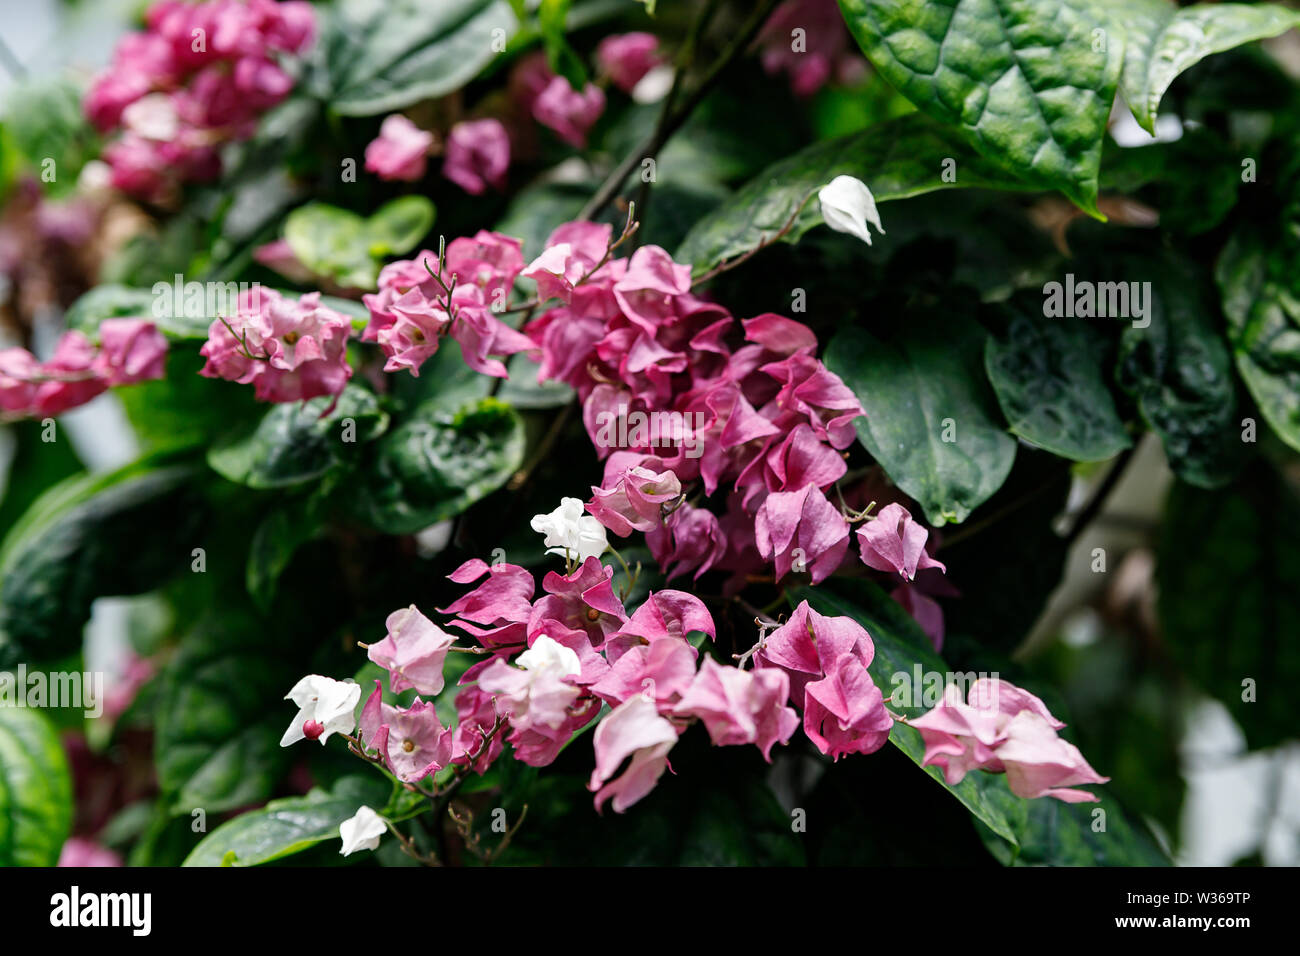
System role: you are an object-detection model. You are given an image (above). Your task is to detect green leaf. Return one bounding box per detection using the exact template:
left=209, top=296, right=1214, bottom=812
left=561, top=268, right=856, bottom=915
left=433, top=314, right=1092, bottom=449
left=0, top=454, right=207, bottom=667
left=0, top=76, right=98, bottom=198
left=284, top=199, right=435, bottom=289
left=835, top=0, right=1122, bottom=214
left=1108, top=0, right=1300, bottom=134
left=676, top=113, right=1032, bottom=276
left=976, top=785, right=1171, bottom=865
left=1116, top=253, right=1248, bottom=488
left=207, top=386, right=389, bottom=490
left=1216, top=172, right=1300, bottom=454
left=984, top=295, right=1131, bottom=462
left=364, top=196, right=437, bottom=258
left=353, top=397, right=525, bottom=535
left=793, top=582, right=1020, bottom=846
left=539, top=0, right=588, bottom=89
left=0, top=707, right=73, bottom=866
left=1157, top=465, right=1300, bottom=749
left=183, top=777, right=388, bottom=866
left=154, top=611, right=305, bottom=815
left=246, top=505, right=326, bottom=612
left=825, top=309, right=1016, bottom=525
left=323, top=0, right=519, bottom=116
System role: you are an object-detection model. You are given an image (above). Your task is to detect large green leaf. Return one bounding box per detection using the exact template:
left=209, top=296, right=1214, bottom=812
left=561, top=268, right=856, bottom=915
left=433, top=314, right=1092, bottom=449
left=1107, top=0, right=1300, bottom=134
left=1116, top=254, right=1248, bottom=488
left=825, top=310, right=1016, bottom=525
left=676, top=113, right=1031, bottom=277
left=154, top=611, right=304, bottom=815
left=0, top=455, right=207, bottom=667
left=836, top=0, right=1123, bottom=214
left=1157, top=466, right=1300, bottom=749
left=1216, top=172, right=1300, bottom=454
left=0, top=707, right=73, bottom=866
left=207, top=385, right=389, bottom=490
left=984, top=295, right=1131, bottom=462
left=323, top=0, right=518, bottom=116
left=283, top=198, right=435, bottom=290
left=183, top=777, right=388, bottom=866
left=353, top=397, right=525, bottom=535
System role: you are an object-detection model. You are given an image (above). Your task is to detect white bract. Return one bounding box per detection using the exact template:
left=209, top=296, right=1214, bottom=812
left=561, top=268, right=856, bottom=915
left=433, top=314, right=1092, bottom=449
left=518, top=634, right=583, bottom=677
left=339, top=806, right=386, bottom=856
left=818, top=175, right=885, bottom=245
left=122, top=93, right=180, bottom=141
left=531, top=497, right=609, bottom=563
left=279, top=674, right=361, bottom=747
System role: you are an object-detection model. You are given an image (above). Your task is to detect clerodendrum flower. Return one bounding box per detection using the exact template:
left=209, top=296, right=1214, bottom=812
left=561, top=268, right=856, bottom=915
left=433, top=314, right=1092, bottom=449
left=818, top=175, right=885, bottom=245
left=280, top=675, right=361, bottom=747
left=531, top=497, right=610, bottom=564
left=339, top=806, right=386, bottom=856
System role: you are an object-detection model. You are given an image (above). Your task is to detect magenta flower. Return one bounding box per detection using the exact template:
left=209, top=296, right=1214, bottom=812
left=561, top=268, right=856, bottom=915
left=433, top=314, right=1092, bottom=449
left=596, top=32, right=663, bottom=92
left=94, top=318, right=168, bottom=386
left=757, top=602, right=893, bottom=760
left=522, top=221, right=613, bottom=303
left=443, top=118, right=511, bottom=195
left=857, top=502, right=947, bottom=581
left=590, top=636, right=698, bottom=710
left=366, top=605, right=455, bottom=697
left=675, top=658, right=798, bottom=759
left=910, top=678, right=1109, bottom=802
left=586, top=464, right=681, bottom=536
left=754, top=484, right=850, bottom=583
left=199, top=288, right=352, bottom=404
left=58, top=838, right=122, bottom=868
left=645, top=501, right=728, bottom=581
left=364, top=114, right=434, bottom=181
left=532, top=76, right=605, bottom=147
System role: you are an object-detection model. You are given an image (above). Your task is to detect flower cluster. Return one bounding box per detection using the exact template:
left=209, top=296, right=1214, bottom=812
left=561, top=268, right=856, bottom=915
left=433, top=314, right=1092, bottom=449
left=198, top=287, right=353, bottom=404
left=360, top=233, right=534, bottom=378
left=911, top=678, right=1110, bottom=802
left=84, top=0, right=314, bottom=201
left=0, top=319, right=167, bottom=420
left=516, top=218, right=946, bottom=607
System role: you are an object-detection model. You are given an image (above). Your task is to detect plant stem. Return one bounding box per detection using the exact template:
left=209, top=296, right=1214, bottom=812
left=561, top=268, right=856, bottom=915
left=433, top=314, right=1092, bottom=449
left=577, top=0, right=782, bottom=222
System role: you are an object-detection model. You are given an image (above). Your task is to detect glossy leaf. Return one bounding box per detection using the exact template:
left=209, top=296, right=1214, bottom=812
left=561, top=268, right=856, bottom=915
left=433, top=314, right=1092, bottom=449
left=677, top=113, right=1031, bottom=276
left=836, top=0, right=1122, bottom=214
left=825, top=310, right=1016, bottom=525
left=0, top=707, right=73, bottom=866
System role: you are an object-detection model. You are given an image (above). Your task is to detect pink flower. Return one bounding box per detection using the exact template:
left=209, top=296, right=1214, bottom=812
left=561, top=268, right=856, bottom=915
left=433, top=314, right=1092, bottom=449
left=645, top=502, right=728, bottom=581
left=892, top=582, right=945, bottom=652
left=586, top=465, right=681, bottom=537
left=590, top=636, right=697, bottom=710
left=612, top=245, right=692, bottom=334
left=364, top=114, right=434, bottom=181
left=532, top=76, right=605, bottom=147
left=588, top=695, right=678, bottom=812
left=359, top=682, right=455, bottom=782
left=34, top=332, right=106, bottom=417
left=521, top=221, right=612, bottom=303
left=443, top=118, right=510, bottom=195
left=58, top=838, right=122, bottom=868
left=0, top=349, right=40, bottom=415
left=199, top=289, right=353, bottom=404
left=910, top=678, right=1109, bottom=802
left=757, top=601, right=893, bottom=759
left=93, top=318, right=167, bottom=386
left=857, top=502, right=947, bottom=581
left=675, top=658, right=798, bottom=759
left=450, top=685, right=504, bottom=772
left=596, top=32, right=662, bottom=92
left=601, top=589, right=715, bottom=664
left=476, top=635, right=583, bottom=738
left=367, top=605, right=455, bottom=697
left=754, top=484, right=850, bottom=583
left=445, top=231, right=525, bottom=302
left=758, top=0, right=856, bottom=97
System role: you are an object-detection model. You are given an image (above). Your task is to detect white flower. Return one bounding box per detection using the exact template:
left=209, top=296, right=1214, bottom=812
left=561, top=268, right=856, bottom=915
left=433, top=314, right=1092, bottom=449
left=818, top=175, right=885, bottom=245
left=517, top=634, right=583, bottom=677
left=279, top=675, right=361, bottom=747
left=339, top=806, right=386, bottom=856
left=531, top=497, right=608, bottom=563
